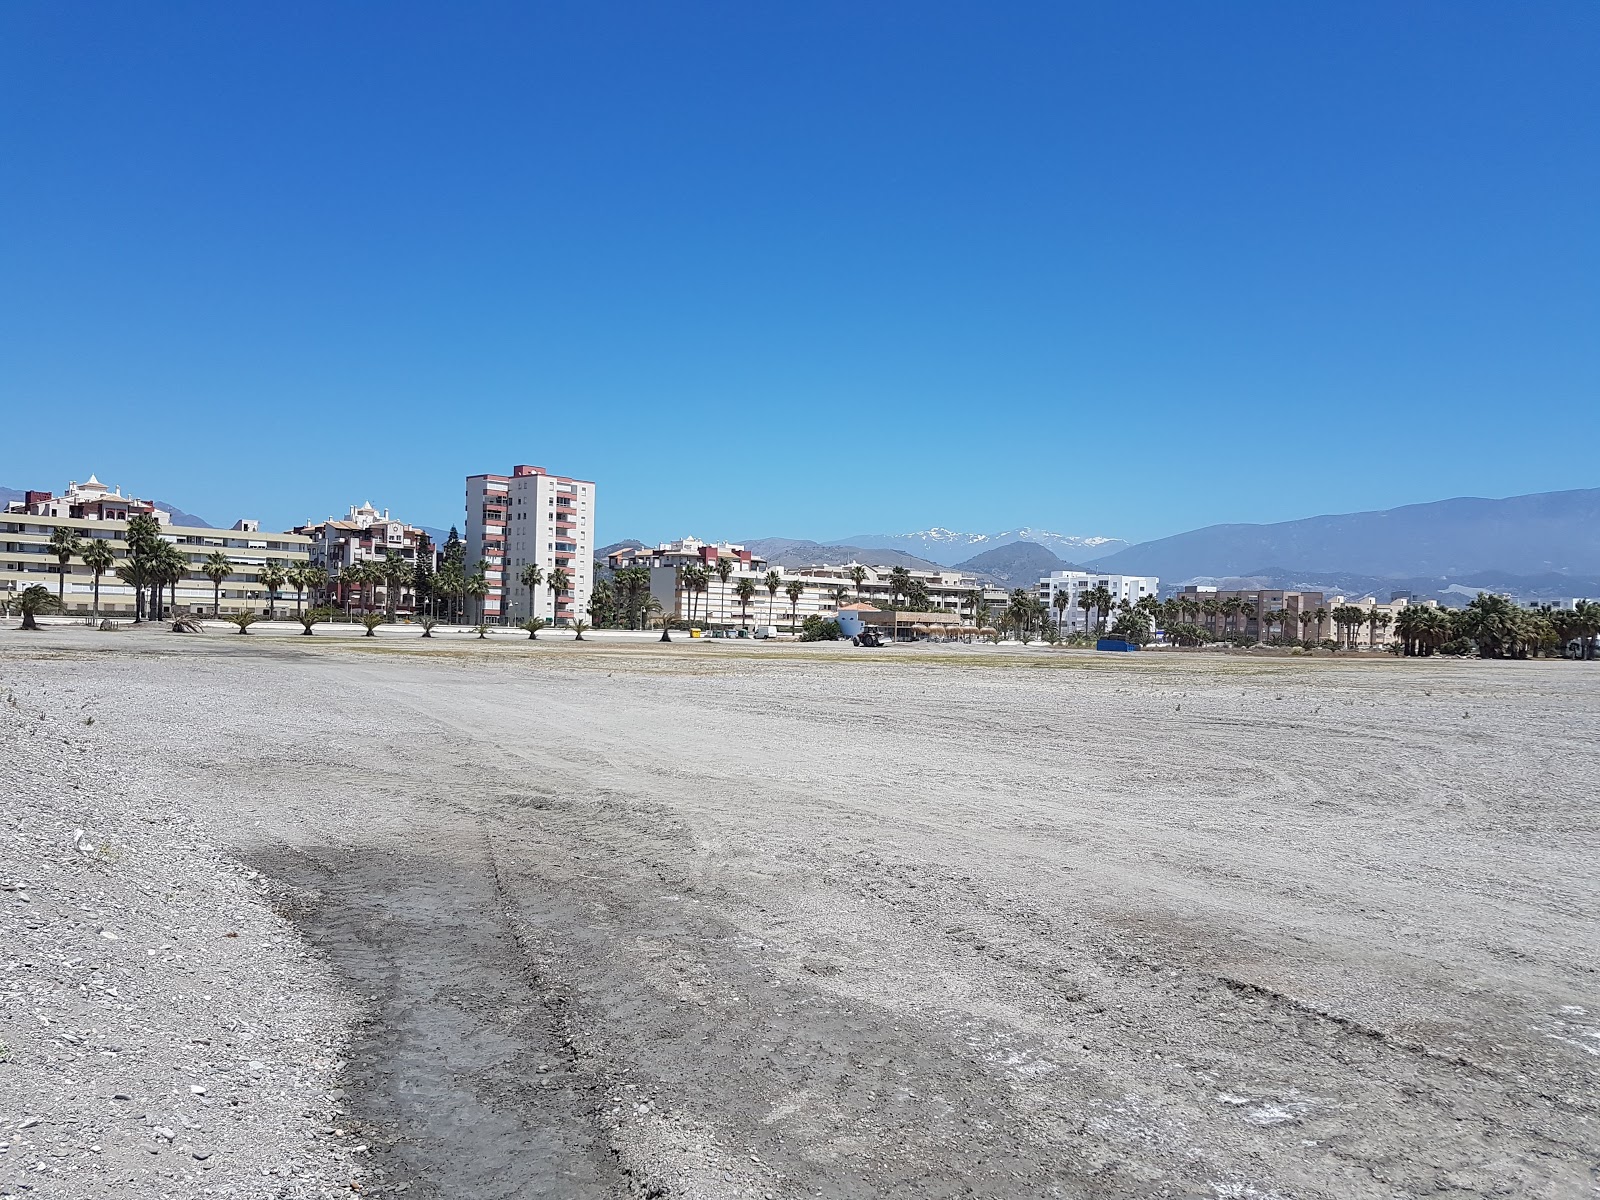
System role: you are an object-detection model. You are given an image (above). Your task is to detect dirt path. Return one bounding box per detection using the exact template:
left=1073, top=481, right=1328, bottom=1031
left=5, top=632, right=1597, bottom=1198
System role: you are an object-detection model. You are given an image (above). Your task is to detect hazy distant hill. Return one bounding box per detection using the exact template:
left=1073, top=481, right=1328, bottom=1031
left=1086, top=488, right=1600, bottom=582
left=845, top=527, right=1127, bottom=566
left=951, top=541, right=1077, bottom=586
left=743, top=537, right=944, bottom=572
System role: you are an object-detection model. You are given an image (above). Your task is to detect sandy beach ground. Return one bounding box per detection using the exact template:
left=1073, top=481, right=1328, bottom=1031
left=2, top=623, right=1596, bottom=1199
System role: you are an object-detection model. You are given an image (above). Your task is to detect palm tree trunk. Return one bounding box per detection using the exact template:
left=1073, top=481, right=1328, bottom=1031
left=57, top=565, right=66, bottom=609
left=214, top=581, right=221, bottom=617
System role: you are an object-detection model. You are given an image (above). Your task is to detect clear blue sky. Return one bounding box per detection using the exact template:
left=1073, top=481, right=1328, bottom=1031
left=3, top=3, right=1596, bottom=547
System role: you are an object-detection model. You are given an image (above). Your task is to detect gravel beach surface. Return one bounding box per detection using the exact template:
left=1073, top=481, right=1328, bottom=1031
left=2, top=623, right=1597, bottom=1199
left=0, top=632, right=360, bottom=1198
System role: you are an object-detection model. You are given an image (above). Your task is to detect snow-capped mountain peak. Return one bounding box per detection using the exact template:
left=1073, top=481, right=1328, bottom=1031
left=842, top=527, right=1129, bottom=566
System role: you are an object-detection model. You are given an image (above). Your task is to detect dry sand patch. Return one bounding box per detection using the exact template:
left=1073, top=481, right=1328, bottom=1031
left=2, top=626, right=1596, bottom=1199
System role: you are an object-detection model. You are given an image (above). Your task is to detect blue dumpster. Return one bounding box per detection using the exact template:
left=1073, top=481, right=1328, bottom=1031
left=1096, top=637, right=1139, bottom=652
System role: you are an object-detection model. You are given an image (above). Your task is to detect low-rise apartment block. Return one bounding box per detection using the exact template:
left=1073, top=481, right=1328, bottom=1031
left=467, top=464, right=596, bottom=624
left=1169, top=586, right=1442, bottom=645
left=3, top=475, right=309, bottom=616
left=292, top=502, right=439, bottom=616
left=1038, top=571, right=1160, bottom=633
left=1328, top=592, right=1442, bottom=647
left=608, top=538, right=1007, bottom=629
left=1172, top=586, right=1329, bottom=641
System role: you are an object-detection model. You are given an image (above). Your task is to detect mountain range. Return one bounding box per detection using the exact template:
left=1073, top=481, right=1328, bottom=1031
left=753, top=487, right=1600, bottom=600
left=1081, top=487, right=1600, bottom=583
left=740, top=538, right=946, bottom=572
left=841, top=527, right=1127, bottom=566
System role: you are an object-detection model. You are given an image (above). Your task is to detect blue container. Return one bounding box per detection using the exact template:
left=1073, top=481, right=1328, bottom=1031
left=1096, top=637, right=1139, bottom=652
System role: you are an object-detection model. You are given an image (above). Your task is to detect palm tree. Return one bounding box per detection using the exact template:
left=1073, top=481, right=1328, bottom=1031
left=829, top=585, right=850, bottom=612
left=297, top=605, right=332, bottom=635
left=15, top=584, right=59, bottom=630
left=962, top=589, right=983, bottom=627
left=382, top=551, right=411, bottom=620
left=115, top=556, right=152, bottom=623
left=340, top=560, right=364, bottom=616
left=848, top=564, right=868, bottom=600
left=1573, top=598, right=1600, bottom=660
left=887, top=566, right=911, bottom=608
left=333, top=562, right=356, bottom=618
left=545, top=566, right=570, bottom=624
left=681, top=563, right=709, bottom=625
left=285, top=563, right=308, bottom=617
left=785, top=578, right=804, bottom=631
left=1092, top=586, right=1115, bottom=634
left=570, top=619, right=589, bottom=641
left=227, top=610, right=259, bottom=634
left=519, top=562, right=543, bottom=623
left=81, top=539, right=116, bottom=620
left=46, top=527, right=83, bottom=611
left=1240, top=600, right=1258, bottom=642
left=465, top=571, right=489, bottom=625
left=1052, top=588, right=1071, bottom=633
left=735, top=576, right=756, bottom=628
left=435, top=561, right=465, bottom=624
left=1368, top=609, right=1392, bottom=649
left=202, top=550, right=233, bottom=617
left=351, top=560, right=378, bottom=617
left=303, top=564, right=329, bottom=613
left=714, top=557, right=734, bottom=627
left=764, top=570, right=781, bottom=627
left=154, top=541, right=188, bottom=619
left=1400, top=606, right=1422, bottom=656
left=1077, top=590, right=1093, bottom=636
left=119, top=513, right=165, bottom=622
left=258, top=560, right=286, bottom=619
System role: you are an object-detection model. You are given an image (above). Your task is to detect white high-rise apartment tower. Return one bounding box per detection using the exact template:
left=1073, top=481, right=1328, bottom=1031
left=465, top=464, right=596, bottom=624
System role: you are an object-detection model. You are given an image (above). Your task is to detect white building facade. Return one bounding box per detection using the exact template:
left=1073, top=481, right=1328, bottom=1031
left=2, top=475, right=309, bottom=616
left=467, top=464, right=596, bottom=624
left=1037, top=571, right=1159, bottom=633
left=608, top=538, right=1008, bottom=630
left=292, top=502, right=438, bottom=616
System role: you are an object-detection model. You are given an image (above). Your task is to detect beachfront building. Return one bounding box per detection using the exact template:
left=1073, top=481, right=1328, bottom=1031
left=607, top=538, right=766, bottom=623
left=7, top=475, right=169, bottom=524
left=2, top=475, right=309, bottom=617
left=1325, top=593, right=1443, bottom=648
left=1172, top=586, right=1330, bottom=641
left=1037, top=571, right=1160, bottom=634
left=467, top=464, right=596, bottom=625
left=292, top=502, right=439, bottom=616
left=608, top=538, right=1007, bottom=630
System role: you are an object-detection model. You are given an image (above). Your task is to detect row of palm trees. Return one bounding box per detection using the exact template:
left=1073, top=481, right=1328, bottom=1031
left=1392, top=594, right=1599, bottom=659
left=38, top=518, right=439, bottom=623
left=657, top=565, right=807, bottom=631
